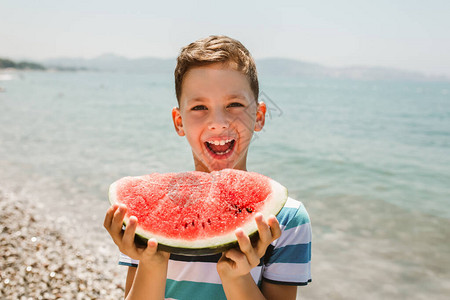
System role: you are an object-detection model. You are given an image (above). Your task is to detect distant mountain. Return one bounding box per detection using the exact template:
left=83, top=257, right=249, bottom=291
left=257, top=58, right=327, bottom=78
left=256, top=58, right=447, bottom=82
left=0, top=57, right=46, bottom=70
left=43, top=53, right=175, bottom=73
left=40, top=54, right=448, bottom=82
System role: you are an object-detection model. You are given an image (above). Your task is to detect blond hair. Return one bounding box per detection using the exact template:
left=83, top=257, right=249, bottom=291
left=174, top=35, right=259, bottom=103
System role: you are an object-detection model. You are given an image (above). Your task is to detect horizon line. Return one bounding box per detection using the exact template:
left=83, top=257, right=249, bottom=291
left=1, top=54, right=449, bottom=79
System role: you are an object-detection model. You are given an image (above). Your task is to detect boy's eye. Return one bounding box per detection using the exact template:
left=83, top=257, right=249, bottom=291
left=228, top=102, right=244, bottom=108
left=192, top=105, right=207, bottom=111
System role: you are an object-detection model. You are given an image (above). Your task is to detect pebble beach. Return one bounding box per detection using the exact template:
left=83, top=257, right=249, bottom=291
left=0, top=189, right=125, bottom=300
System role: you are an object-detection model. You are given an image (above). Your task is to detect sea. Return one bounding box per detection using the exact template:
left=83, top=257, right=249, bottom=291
left=0, top=70, right=449, bottom=299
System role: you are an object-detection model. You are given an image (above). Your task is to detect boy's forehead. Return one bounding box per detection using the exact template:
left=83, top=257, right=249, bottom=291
left=183, top=62, right=242, bottom=81
left=181, top=64, right=254, bottom=102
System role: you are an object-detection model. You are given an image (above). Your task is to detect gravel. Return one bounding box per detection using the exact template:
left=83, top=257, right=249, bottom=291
left=0, top=190, right=125, bottom=299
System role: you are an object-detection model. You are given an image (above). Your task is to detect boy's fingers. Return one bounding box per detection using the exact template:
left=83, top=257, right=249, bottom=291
left=122, top=216, right=138, bottom=249
left=224, top=248, right=248, bottom=266
left=268, top=215, right=281, bottom=240
left=110, top=205, right=127, bottom=234
left=103, top=204, right=118, bottom=229
left=255, top=213, right=272, bottom=244
left=143, top=239, right=171, bottom=260
left=144, top=238, right=158, bottom=255
left=254, top=214, right=273, bottom=256
left=254, top=214, right=281, bottom=257
left=235, top=229, right=259, bottom=267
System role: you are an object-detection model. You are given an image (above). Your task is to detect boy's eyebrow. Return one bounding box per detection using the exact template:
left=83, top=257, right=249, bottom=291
left=186, top=97, right=207, bottom=103
left=226, top=94, right=247, bottom=100
left=186, top=94, right=248, bottom=103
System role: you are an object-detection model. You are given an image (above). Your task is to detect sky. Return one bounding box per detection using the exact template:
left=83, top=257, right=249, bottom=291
left=1, top=0, right=450, bottom=76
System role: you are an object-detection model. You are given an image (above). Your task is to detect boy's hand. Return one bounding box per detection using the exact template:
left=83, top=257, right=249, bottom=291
left=103, top=204, right=170, bottom=265
left=217, top=213, right=281, bottom=279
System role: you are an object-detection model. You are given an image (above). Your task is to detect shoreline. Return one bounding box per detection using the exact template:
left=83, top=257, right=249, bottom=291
left=1, top=180, right=449, bottom=299
left=0, top=188, right=125, bottom=299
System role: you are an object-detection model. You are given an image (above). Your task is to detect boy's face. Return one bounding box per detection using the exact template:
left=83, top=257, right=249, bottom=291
left=172, top=63, right=266, bottom=172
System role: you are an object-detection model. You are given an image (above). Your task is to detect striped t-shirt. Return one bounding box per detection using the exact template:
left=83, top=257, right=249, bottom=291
left=119, top=197, right=312, bottom=299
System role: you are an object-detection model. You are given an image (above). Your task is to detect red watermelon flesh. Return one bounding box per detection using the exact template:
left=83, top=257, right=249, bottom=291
left=109, top=169, right=288, bottom=254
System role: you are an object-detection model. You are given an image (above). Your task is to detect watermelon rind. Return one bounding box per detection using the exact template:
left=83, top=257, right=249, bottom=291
left=108, top=174, right=288, bottom=256
left=132, top=230, right=261, bottom=255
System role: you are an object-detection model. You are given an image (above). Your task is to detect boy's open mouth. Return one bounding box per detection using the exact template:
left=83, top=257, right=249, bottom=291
left=205, top=139, right=235, bottom=159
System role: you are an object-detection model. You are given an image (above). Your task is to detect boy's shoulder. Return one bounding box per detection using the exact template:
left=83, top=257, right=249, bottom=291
left=276, top=197, right=311, bottom=229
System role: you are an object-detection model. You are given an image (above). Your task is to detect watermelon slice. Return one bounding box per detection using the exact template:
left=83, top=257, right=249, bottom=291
left=108, top=169, right=287, bottom=255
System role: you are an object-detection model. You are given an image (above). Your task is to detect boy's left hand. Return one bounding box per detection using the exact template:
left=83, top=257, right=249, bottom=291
left=217, top=213, right=281, bottom=279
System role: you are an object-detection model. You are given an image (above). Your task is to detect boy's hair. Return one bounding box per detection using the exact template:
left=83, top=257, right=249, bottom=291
left=175, top=35, right=259, bottom=104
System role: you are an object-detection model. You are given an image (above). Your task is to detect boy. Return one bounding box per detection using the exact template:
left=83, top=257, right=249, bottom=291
left=104, top=35, right=312, bottom=299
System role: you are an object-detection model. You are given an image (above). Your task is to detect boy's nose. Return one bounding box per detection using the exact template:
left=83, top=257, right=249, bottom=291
left=208, top=110, right=229, bottom=130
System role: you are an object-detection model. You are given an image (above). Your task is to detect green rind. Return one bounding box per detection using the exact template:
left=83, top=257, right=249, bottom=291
left=131, top=227, right=260, bottom=255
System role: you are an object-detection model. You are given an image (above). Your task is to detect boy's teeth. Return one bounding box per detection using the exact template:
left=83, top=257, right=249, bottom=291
left=205, top=139, right=235, bottom=156
left=216, top=148, right=232, bottom=155
left=208, top=139, right=233, bottom=145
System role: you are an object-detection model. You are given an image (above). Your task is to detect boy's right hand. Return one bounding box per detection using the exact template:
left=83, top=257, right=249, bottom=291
left=103, top=204, right=170, bottom=265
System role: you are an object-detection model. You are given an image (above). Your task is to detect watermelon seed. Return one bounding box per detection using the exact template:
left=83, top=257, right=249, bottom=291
left=202, top=222, right=206, bottom=228
left=207, top=218, right=212, bottom=224
left=184, top=223, right=188, bottom=228
left=192, top=220, right=195, bottom=226
left=231, top=204, right=243, bottom=214
left=246, top=208, right=253, bottom=213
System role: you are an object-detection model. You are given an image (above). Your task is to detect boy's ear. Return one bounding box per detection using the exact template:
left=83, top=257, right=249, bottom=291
left=172, top=107, right=185, bottom=136
left=254, top=102, right=266, bottom=132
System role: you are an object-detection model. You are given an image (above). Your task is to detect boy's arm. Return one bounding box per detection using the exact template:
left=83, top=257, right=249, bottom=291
left=261, top=281, right=297, bottom=299
left=125, top=254, right=168, bottom=300
left=125, top=267, right=137, bottom=297
left=104, top=204, right=170, bottom=299
left=220, top=274, right=297, bottom=300
left=217, top=214, right=296, bottom=300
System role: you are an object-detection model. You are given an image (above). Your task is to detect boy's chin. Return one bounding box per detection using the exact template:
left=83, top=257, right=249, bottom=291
left=204, top=162, right=234, bottom=172
left=194, top=156, right=243, bottom=172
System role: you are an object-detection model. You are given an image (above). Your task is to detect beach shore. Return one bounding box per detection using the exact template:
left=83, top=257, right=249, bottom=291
left=0, top=189, right=125, bottom=299
left=2, top=185, right=450, bottom=299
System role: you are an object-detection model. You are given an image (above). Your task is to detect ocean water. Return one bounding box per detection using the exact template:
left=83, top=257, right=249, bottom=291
left=0, top=71, right=449, bottom=299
